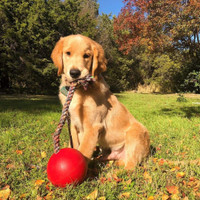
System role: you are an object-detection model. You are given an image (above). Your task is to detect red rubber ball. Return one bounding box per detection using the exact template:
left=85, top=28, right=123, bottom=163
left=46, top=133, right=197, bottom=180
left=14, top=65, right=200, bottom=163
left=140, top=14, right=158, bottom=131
left=47, top=148, right=88, bottom=187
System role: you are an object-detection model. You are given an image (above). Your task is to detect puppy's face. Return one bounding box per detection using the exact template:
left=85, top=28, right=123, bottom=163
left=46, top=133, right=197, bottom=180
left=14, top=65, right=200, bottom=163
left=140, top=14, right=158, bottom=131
left=62, top=36, right=93, bottom=82
left=51, top=35, right=107, bottom=83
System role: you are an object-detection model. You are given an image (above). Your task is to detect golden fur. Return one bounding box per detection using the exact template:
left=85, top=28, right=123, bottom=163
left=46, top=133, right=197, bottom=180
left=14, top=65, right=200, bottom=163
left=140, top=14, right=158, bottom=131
left=51, top=34, right=150, bottom=169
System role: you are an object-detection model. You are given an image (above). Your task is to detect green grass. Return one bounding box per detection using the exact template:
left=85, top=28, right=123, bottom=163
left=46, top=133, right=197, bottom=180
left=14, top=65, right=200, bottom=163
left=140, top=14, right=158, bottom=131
left=0, top=93, right=200, bottom=199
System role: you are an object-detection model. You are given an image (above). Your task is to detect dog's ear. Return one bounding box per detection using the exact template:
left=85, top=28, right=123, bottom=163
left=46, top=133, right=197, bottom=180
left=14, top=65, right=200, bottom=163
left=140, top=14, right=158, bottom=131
left=92, top=42, right=107, bottom=79
left=51, top=38, right=64, bottom=76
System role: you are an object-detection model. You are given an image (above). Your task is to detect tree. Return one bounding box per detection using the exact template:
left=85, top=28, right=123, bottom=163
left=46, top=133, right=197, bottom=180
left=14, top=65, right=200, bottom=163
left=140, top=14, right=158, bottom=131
left=96, top=14, right=137, bottom=91
left=0, top=0, right=99, bottom=94
left=114, top=0, right=200, bottom=54
left=114, top=0, right=200, bottom=92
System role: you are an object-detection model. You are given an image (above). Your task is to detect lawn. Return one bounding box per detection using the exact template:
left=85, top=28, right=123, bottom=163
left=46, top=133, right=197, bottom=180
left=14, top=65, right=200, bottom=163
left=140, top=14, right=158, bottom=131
left=0, top=93, right=200, bottom=199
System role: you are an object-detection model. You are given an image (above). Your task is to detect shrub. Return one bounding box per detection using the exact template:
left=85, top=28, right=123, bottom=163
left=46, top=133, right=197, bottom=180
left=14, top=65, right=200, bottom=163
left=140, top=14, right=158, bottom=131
left=182, top=70, right=200, bottom=93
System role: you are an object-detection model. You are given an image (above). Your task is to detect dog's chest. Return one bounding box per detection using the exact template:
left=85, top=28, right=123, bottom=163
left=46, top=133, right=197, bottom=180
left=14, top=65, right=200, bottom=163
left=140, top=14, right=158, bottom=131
left=69, top=93, right=107, bottom=129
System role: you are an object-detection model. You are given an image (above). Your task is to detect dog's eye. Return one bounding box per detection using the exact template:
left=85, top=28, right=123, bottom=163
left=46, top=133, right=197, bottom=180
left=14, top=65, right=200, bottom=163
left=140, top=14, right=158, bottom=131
left=83, top=53, right=90, bottom=59
left=66, top=51, right=71, bottom=56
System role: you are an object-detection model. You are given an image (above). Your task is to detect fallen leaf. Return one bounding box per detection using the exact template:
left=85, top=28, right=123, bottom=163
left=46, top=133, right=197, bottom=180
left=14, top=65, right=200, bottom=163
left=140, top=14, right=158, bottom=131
left=36, top=196, right=43, bottom=200
left=153, top=158, right=158, bottom=163
left=187, top=177, right=200, bottom=191
left=41, top=151, right=47, bottom=158
left=182, top=180, right=187, bottom=186
left=45, top=183, right=51, bottom=191
left=99, top=177, right=107, bottom=184
left=189, top=177, right=196, bottom=181
left=144, top=171, right=152, bottom=183
left=20, top=193, right=28, bottom=198
left=166, top=186, right=179, bottom=194
left=126, top=179, right=132, bottom=185
left=119, top=192, right=130, bottom=199
left=6, top=164, right=15, bottom=169
left=112, top=174, right=123, bottom=183
left=158, top=159, right=166, bottom=166
left=107, top=177, right=112, bottom=182
left=170, top=194, right=180, bottom=200
left=86, top=189, right=98, bottom=200
left=170, top=168, right=176, bottom=172
left=45, top=191, right=53, bottom=200
left=147, top=196, right=154, bottom=200
left=176, top=172, right=185, bottom=178
left=98, top=197, right=106, bottom=200
left=196, top=192, right=200, bottom=198
left=156, top=147, right=161, bottom=151
left=35, top=180, right=45, bottom=186
left=0, top=185, right=11, bottom=200
left=162, top=194, right=169, bottom=200
left=16, top=150, right=23, bottom=155
left=170, top=166, right=180, bottom=172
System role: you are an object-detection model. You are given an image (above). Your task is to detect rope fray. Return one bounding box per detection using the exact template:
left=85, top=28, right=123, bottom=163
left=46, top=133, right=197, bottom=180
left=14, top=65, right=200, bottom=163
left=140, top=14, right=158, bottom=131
left=53, top=74, right=95, bottom=154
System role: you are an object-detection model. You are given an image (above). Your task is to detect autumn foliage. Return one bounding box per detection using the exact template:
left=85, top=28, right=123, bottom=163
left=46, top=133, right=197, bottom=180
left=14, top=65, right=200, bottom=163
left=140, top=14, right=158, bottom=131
left=113, top=0, right=200, bottom=93
left=114, top=0, right=200, bottom=54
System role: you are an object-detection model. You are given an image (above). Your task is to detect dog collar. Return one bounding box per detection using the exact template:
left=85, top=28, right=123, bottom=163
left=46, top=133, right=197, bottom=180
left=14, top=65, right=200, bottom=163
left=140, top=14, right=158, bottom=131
left=60, top=86, right=69, bottom=97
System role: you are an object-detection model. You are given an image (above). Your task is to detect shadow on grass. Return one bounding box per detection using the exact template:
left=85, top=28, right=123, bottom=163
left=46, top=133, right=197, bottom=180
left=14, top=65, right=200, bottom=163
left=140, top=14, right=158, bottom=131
left=0, top=96, right=61, bottom=114
left=149, top=145, right=156, bottom=156
left=159, top=105, right=200, bottom=119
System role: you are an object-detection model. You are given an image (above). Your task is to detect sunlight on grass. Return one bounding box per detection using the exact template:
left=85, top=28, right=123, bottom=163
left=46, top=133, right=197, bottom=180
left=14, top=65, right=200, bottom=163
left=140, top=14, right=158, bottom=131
left=0, top=93, right=200, bottom=199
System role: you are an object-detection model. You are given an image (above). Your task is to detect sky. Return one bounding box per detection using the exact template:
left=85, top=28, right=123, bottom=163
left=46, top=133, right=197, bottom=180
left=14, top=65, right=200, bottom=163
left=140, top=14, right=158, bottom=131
left=97, top=0, right=124, bottom=17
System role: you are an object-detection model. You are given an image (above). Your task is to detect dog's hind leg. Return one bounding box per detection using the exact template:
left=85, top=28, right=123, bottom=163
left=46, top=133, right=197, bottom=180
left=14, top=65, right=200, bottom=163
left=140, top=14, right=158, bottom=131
left=124, top=122, right=150, bottom=170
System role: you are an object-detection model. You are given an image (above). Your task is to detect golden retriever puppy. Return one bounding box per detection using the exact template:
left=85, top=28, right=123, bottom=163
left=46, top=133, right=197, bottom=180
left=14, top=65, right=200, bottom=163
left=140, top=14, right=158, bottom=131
left=51, top=34, right=150, bottom=170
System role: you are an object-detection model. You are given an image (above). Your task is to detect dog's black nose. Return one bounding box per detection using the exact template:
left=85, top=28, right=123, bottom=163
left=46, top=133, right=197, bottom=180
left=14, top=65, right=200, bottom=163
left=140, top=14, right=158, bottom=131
left=70, top=69, right=81, bottom=78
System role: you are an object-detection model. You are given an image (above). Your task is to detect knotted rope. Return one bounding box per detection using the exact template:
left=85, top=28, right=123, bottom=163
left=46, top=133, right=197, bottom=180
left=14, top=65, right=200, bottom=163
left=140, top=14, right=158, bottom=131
left=53, top=74, right=95, bottom=154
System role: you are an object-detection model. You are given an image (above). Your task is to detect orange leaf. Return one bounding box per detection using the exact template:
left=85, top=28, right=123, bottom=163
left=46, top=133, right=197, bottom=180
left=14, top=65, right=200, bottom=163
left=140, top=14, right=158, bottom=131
left=100, top=177, right=107, bottom=184
left=158, top=159, right=166, bottom=166
left=112, top=174, right=122, bottom=183
left=170, top=166, right=180, bottom=171
left=196, top=192, right=200, bottom=198
left=170, top=194, right=180, bottom=200
left=35, top=180, right=45, bottom=186
left=166, top=186, right=179, bottom=194
left=182, top=180, right=187, bottom=186
left=0, top=185, right=11, bottom=200
left=45, top=191, right=53, bottom=200
left=176, top=172, right=185, bottom=178
left=36, top=196, right=43, bottom=200
left=20, top=193, right=28, bottom=198
left=16, top=150, right=23, bottom=155
left=119, top=192, right=130, bottom=199
left=46, top=183, right=51, bottom=191
left=147, top=196, right=154, bottom=200
left=162, top=194, right=169, bottom=200
left=126, top=179, right=132, bottom=185
left=6, top=164, right=15, bottom=169
left=189, top=177, right=196, bottom=181
left=153, top=158, right=158, bottom=163
left=175, top=166, right=181, bottom=170
left=144, top=171, right=152, bottom=183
